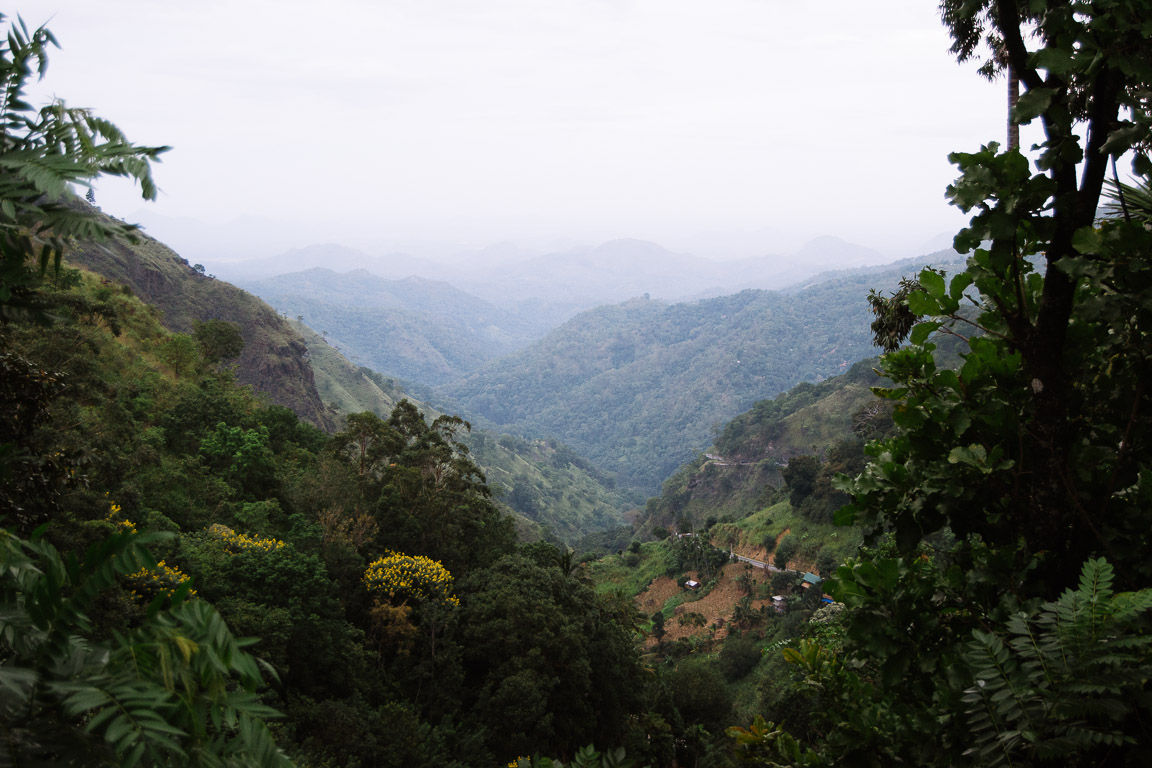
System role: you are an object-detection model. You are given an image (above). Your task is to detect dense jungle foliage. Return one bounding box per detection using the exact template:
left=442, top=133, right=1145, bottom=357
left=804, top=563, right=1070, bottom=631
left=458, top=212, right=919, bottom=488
left=0, top=259, right=666, bottom=764
left=5, top=1, right=1152, bottom=767
left=726, top=1, right=1152, bottom=765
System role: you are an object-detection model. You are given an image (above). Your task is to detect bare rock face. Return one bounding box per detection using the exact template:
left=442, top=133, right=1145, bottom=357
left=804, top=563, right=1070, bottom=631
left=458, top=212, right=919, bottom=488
left=66, top=219, right=336, bottom=432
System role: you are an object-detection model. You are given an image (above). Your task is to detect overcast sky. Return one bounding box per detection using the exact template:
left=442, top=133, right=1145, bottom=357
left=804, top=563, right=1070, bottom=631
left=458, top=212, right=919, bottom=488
left=29, top=0, right=1019, bottom=260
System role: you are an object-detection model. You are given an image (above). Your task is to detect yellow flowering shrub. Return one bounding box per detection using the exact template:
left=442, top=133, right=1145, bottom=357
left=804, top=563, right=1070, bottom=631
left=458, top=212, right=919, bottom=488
left=126, top=559, right=196, bottom=600
left=363, top=551, right=459, bottom=608
left=104, top=496, right=136, bottom=533
left=206, top=523, right=286, bottom=554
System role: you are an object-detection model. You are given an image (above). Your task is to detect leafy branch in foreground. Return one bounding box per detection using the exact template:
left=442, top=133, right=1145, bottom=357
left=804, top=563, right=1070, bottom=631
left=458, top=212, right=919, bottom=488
left=0, top=12, right=168, bottom=322
left=0, top=527, right=289, bottom=767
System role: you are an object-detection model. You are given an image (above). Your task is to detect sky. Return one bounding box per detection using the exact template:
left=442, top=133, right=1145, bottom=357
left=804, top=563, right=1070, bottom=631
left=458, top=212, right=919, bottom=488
left=27, top=0, right=1021, bottom=262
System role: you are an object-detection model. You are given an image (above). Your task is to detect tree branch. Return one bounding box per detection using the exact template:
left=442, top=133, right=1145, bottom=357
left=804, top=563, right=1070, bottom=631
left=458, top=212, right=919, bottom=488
left=996, top=0, right=1044, bottom=92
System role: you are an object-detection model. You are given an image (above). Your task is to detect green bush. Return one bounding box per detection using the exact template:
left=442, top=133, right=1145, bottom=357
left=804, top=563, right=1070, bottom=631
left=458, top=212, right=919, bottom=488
left=773, top=535, right=799, bottom=570
left=718, top=633, right=763, bottom=682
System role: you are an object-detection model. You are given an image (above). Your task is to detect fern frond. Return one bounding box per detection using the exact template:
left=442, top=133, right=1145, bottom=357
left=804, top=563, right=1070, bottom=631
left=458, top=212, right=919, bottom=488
left=960, top=559, right=1152, bottom=766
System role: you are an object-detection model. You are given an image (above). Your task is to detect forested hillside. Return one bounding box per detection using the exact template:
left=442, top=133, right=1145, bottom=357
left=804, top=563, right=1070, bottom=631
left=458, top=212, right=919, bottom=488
left=444, top=255, right=959, bottom=493
left=1, top=258, right=652, bottom=764
left=291, top=320, right=634, bottom=542
left=466, top=431, right=636, bottom=542
left=639, top=357, right=892, bottom=534
left=63, top=223, right=633, bottom=546
left=289, top=318, right=408, bottom=418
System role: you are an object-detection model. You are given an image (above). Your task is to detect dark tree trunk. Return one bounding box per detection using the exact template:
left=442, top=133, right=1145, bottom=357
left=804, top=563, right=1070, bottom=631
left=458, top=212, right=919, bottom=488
left=1007, top=62, right=1020, bottom=151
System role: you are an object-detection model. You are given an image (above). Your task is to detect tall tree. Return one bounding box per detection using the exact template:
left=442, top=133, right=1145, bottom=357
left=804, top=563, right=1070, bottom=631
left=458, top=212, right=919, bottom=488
left=735, top=2, right=1152, bottom=765
left=862, top=0, right=1152, bottom=592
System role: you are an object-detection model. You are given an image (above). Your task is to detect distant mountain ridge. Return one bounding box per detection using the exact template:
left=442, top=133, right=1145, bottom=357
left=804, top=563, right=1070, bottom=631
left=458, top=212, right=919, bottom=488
left=452, top=236, right=893, bottom=318
left=205, top=235, right=911, bottom=332
left=212, top=243, right=427, bottom=282
left=240, top=268, right=543, bottom=385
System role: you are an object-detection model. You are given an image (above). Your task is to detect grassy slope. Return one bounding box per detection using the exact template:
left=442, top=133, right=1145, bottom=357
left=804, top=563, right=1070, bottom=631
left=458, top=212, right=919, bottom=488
left=712, top=500, right=860, bottom=572
left=588, top=540, right=676, bottom=598
left=290, top=319, right=406, bottom=420
left=466, top=432, right=634, bottom=543
left=64, top=206, right=335, bottom=431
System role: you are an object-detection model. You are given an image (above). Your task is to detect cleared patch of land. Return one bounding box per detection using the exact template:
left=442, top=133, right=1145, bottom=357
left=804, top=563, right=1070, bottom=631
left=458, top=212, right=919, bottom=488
left=635, top=562, right=776, bottom=647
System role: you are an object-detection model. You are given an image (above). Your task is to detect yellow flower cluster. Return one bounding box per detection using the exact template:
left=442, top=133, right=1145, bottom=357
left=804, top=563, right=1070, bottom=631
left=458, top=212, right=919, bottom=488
left=363, top=551, right=459, bottom=608
left=126, top=559, right=197, bottom=600
left=207, top=523, right=286, bottom=554
left=103, top=495, right=138, bottom=533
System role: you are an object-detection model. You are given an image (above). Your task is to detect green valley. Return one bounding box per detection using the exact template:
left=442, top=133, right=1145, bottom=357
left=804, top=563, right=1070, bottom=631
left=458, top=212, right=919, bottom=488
left=442, top=256, right=959, bottom=494
left=53, top=207, right=633, bottom=546
left=290, top=318, right=634, bottom=542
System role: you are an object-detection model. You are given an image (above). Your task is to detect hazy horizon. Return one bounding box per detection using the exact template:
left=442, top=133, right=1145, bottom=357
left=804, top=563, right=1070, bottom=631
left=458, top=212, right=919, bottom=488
left=35, top=1, right=1031, bottom=268
left=124, top=207, right=954, bottom=276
